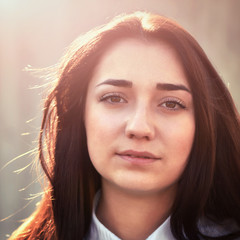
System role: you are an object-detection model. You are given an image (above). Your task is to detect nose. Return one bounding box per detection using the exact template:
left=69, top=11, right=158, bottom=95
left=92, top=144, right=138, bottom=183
left=125, top=106, right=155, bottom=140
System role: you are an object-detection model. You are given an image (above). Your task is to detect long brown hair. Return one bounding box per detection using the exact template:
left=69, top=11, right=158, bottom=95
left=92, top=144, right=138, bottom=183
left=10, top=12, right=240, bottom=240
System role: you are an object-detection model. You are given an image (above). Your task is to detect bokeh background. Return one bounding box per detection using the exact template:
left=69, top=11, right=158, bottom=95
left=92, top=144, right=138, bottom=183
left=0, top=0, right=239, bottom=238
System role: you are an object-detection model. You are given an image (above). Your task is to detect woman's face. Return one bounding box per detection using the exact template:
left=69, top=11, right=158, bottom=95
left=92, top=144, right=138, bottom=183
left=85, top=38, right=195, bottom=195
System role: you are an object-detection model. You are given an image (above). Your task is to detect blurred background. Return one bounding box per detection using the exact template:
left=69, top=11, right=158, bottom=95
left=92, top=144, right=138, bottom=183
left=0, top=0, right=239, bottom=238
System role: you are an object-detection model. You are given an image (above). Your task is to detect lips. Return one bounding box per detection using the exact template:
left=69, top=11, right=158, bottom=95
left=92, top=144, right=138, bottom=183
left=116, top=150, right=161, bottom=164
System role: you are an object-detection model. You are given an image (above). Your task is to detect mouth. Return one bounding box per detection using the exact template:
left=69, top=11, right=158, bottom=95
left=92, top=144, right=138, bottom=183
left=116, top=150, right=161, bottom=164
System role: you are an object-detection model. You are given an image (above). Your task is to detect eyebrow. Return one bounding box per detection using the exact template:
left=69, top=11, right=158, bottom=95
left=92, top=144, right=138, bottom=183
left=156, top=83, right=191, bottom=93
left=96, top=79, right=132, bottom=88
left=96, top=78, right=191, bottom=93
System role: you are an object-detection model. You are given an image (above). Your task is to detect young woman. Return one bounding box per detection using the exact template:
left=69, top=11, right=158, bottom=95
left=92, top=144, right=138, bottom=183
left=10, top=11, right=240, bottom=240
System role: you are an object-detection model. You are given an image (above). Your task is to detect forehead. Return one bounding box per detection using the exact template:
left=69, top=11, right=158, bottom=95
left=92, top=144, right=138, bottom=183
left=90, top=37, right=189, bottom=88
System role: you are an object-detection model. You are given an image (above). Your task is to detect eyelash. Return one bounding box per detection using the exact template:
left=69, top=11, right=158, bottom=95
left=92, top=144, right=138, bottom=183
left=159, top=98, right=186, bottom=111
left=99, top=93, right=127, bottom=104
left=99, top=93, right=186, bottom=111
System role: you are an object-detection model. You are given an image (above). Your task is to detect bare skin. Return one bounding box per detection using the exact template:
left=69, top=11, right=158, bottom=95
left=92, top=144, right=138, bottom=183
left=96, top=179, right=176, bottom=240
left=85, top=38, right=195, bottom=239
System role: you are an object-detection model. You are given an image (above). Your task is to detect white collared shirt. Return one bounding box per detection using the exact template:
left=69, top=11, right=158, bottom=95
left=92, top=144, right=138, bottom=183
left=85, top=192, right=176, bottom=240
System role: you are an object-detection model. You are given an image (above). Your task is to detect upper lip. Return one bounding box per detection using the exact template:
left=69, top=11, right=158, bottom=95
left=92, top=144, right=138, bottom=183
left=117, top=150, right=161, bottom=159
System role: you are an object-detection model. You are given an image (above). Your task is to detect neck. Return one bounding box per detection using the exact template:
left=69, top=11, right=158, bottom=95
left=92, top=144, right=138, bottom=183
left=96, top=180, right=176, bottom=240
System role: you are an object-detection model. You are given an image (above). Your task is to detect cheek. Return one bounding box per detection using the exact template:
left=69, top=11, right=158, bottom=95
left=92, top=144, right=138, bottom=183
left=85, top=106, right=124, bottom=166
left=86, top=108, right=122, bottom=142
left=161, top=114, right=195, bottom=157
left=161, top=120, right=195, bottom=184
left=85, top=116, right=106, bottom=172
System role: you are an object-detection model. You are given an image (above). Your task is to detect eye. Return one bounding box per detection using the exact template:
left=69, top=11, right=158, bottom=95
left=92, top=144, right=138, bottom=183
left=99, top=93, right=127, bottom=104
left=159, top=98, right=186, bottom=111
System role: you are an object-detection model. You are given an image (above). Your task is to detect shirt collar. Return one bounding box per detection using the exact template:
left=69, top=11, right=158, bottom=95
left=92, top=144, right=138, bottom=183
left=86, top=191, right=176, bottom=240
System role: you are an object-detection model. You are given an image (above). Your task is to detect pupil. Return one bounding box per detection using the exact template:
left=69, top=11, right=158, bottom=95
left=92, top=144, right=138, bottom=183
left=166, top=102, right=176, bottom=108
left=111, top=97, right=120, bottom=102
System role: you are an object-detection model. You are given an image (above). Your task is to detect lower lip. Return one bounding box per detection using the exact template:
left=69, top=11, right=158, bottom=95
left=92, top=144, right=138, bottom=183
left=117, top=154, right=159, bottom=165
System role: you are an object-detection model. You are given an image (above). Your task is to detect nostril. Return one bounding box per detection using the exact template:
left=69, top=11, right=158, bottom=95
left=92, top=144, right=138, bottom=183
left=129, top=134, right=134, bottom=139
left=125, top=114, right=155, bottom=140
left=127, top=132, right=151, bottom=140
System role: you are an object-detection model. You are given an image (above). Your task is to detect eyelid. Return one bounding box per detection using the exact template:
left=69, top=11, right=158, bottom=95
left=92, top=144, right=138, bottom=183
left=158, top=97, right=186, bottom=110
left=99, top=92, right=128, bottom=103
